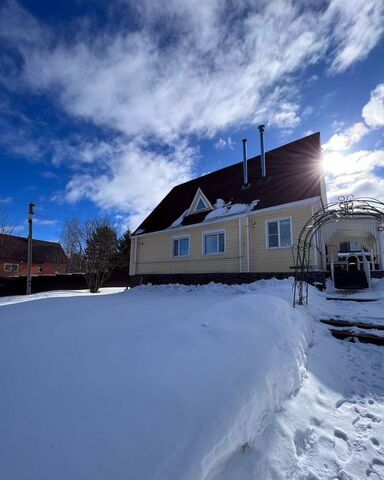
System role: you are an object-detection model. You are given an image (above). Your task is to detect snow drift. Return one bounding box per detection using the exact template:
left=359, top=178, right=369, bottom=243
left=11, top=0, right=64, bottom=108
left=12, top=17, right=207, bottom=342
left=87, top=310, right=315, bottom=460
left=0, top=280, right=310, bottom=480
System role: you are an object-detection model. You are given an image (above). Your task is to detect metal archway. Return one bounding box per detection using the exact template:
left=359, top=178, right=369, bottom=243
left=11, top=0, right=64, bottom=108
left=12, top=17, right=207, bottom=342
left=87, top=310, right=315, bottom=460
left=293, top=195, right=384, bottom=306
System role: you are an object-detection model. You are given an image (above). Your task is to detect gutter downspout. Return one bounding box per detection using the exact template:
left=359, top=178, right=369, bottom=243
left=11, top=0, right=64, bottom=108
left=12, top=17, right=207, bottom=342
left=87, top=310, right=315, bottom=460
left=238, top=218, right=242, bottom=273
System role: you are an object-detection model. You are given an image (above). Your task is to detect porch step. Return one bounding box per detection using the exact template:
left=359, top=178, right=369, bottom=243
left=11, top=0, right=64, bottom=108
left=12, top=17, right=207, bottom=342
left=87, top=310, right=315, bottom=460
left=320, top=319, right=384, bottom=330
left=326, top=297, right=377, bottom=302
left=329, top=329, right=384, bottom=346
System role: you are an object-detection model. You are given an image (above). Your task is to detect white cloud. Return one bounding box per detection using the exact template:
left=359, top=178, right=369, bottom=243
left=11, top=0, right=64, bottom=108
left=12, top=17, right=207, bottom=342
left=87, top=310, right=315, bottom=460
left=0, top=0, right=383, bottom=226
left=304, top=130, right=314, bottom=136
left=323, top=82, right=384, bottom=154
left=323, top=82, right=384, bottom=202
left=323, top=122, right=369, bottom=152
left=327, top=0, right=384, bottom=73
left=330, top=120, right=345, bottom=132
left=63, top=139, right=196, bottom=229
left=362, top=83, right=384, bottom=128
left=325, top=149, right=384, bottom=201
left=214, top=137, right=235, bottom=151
left=2, top=0, right=383, bottom=140
left=34, top=218, right=58, bottom=226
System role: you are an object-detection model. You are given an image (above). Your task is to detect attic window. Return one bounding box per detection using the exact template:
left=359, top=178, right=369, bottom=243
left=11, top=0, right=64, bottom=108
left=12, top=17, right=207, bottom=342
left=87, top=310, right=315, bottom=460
left=188, top=188, right=213, bottom=215
left=196, top=198, right=208, bottom=211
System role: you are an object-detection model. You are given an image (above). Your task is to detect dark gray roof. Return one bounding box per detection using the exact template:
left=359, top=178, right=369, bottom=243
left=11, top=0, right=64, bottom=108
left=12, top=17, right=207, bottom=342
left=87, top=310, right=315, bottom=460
left=0, top=234, right=67, bottom=264
left=135, top=133, right=323, bottom=235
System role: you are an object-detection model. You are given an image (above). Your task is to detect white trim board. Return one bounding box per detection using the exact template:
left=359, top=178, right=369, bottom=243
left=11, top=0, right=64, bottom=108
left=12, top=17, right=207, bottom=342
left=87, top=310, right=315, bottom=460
left=134, top=196, right=321, bottom=238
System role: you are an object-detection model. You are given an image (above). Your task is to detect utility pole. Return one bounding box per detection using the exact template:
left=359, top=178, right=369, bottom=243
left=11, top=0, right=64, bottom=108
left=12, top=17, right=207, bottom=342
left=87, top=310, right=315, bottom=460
left=26, top=202, right=35, bottom=295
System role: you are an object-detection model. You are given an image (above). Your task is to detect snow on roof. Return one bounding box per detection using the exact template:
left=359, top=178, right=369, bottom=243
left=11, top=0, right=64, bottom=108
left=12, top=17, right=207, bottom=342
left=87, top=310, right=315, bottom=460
left=170, top=209, right=189, bottom=228
left=204, top=199, right=260, bottom=222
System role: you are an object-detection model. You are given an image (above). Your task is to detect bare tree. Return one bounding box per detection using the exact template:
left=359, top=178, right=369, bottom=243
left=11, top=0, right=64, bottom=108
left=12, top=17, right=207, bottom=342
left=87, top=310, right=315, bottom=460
left=61, top=217, right=119, bottom=292
left=60, top=218, right=83, bottom=273
left=0, top=208, right=14, bottom=259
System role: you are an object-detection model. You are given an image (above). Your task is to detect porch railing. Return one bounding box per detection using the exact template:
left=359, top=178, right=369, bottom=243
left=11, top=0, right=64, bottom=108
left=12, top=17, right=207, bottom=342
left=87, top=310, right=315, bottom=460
left=362, top=254, right=372, bottom=287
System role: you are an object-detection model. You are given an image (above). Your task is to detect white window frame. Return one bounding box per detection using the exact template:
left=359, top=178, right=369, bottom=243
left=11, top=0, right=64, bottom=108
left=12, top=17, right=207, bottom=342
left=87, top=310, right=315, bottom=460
left=188, top=188, right=213, bottom=215
left=171, top=235, right=190, bottom=258
left=202, top=229, right=226, bottom=256
left=265, top=217, right=293, bottom=249
left=4, top=263, right=19, bottom=273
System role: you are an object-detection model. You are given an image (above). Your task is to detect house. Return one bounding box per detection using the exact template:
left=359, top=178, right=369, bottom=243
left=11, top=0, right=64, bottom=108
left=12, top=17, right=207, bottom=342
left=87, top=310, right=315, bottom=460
left=129, top=130, right=384, bottom=286
left=0, top=234, right=67, bottom=277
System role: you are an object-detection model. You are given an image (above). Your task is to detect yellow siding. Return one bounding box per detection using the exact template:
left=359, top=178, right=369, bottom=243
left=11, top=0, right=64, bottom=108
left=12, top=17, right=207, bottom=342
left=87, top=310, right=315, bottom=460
left=239, top=217, right=249, bottom=272
left=134, top=219, right=240, bottom=274
left=131, top=204, right=318, bottom=275
left=249, top=206, right=314, bottom=272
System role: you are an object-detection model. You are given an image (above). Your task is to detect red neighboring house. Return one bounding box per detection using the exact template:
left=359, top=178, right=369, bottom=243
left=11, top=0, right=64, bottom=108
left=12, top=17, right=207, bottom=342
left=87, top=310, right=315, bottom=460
left=0, top=234, right=67, bottom=277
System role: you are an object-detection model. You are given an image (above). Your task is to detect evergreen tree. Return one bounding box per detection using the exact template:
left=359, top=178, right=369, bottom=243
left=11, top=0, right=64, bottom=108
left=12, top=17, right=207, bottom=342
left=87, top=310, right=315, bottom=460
left=116, top=229, right=131, bottom=270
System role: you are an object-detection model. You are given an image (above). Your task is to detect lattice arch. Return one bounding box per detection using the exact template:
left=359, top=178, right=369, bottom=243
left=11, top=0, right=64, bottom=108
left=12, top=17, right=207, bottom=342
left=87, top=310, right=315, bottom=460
left=293, top=195, right=384, bottom=306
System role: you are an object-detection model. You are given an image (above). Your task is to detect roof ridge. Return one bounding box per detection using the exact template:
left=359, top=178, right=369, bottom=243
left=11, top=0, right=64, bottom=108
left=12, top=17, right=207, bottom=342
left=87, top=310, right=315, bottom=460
left=0, top=233, right=61, bottom=246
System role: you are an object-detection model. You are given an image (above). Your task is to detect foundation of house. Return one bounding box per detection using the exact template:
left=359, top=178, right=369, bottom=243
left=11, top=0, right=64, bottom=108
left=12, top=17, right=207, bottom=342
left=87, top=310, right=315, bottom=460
left=128, top=271, right=328, bottom=288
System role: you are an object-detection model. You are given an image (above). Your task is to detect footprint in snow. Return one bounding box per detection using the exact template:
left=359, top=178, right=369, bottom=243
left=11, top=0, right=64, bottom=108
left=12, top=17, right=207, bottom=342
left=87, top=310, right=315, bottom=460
left=370, top=437, right=380, bottom=448
left=335, top=398, right=346, bottom=409
left=294, top=428, right=316, bottom=457
left=334, top=429, right=351, bottom=462
left=366, top=472, right=381, bottom=479
left=367, top=458, right=384, bottom=479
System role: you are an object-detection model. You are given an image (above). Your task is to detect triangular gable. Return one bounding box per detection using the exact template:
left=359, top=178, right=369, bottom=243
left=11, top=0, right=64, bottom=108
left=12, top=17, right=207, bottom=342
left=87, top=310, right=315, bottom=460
left=188, top=188, right=213, bottom=215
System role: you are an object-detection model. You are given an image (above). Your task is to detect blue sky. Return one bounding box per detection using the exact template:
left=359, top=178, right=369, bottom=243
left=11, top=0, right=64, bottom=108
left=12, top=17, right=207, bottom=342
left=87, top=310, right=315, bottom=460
left=0, top=0, right=383, bottom=241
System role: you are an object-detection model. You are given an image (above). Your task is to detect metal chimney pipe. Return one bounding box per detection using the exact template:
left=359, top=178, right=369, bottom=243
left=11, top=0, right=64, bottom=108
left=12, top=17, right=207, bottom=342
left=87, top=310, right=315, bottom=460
left=242, top=138, right=248, bottom=186
left=258, top=124, right=266, bottom=177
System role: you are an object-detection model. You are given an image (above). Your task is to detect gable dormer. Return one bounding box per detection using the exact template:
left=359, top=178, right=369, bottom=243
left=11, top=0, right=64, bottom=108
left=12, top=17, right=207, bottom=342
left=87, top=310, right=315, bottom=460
left=188, top=188, right=213, bottom=215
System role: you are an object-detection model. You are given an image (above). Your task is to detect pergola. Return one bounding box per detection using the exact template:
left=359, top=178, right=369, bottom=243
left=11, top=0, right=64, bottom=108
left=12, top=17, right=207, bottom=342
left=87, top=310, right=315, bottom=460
left=293, top=196, right=384, bottom=306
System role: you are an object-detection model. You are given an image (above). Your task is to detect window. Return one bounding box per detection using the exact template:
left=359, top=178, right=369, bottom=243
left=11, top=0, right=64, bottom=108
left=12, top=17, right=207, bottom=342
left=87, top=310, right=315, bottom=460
left=267, top=219, right=292, bottom=248
left=4, top=263, right=19, bottom=273
left=188, top=188, right=213, bottom=215
left=172, top=236, right=190, bottom=257
left=350, top=241, right=362, bottom=252
left=339, top=241, right=366, bottom=253
left=195, top=198, right=208, bottom=211
left=203, top=231, right=225, bottom=255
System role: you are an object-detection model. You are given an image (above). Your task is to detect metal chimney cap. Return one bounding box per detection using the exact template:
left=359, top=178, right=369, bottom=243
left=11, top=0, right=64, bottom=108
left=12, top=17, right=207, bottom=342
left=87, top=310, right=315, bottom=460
left=242, top=138, right=247, bottom=143
left=258, top=124, right=265, bottom=132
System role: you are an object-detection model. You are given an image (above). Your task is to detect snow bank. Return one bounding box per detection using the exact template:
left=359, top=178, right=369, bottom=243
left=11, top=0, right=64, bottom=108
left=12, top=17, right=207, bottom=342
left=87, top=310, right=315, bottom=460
left=0, top=287, right=126, bottom=307
left=0, top=279, right=310, bottom=480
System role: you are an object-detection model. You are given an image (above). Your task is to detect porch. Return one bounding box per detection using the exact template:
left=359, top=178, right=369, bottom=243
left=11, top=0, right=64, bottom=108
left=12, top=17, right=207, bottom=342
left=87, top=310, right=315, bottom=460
left=321, top=218, right=384, bottom=289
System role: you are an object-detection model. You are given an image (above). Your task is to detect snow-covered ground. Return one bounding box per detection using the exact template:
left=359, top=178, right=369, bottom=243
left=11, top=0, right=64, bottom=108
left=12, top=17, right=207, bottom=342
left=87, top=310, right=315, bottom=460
left=0, top=287, right=127, bottom=307
left=0, top=279, right=383, bottom=479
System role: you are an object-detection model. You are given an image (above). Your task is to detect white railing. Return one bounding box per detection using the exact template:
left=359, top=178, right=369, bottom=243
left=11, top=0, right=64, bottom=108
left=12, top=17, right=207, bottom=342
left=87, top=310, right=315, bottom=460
left=362, top=254, right=372, bottom=288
